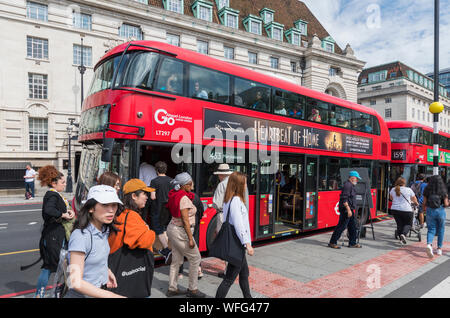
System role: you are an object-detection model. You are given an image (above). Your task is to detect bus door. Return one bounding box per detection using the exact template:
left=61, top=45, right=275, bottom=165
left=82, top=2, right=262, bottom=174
left=253, top=159, right=276, bottom=239
left=303, top=156, right=319, bottom=230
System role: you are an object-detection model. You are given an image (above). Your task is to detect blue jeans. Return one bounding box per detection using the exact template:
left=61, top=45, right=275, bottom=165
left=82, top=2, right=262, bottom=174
left=35, top=268, right=51, bottom=297
left=25, top=181, right=35, bottom=197
left=426, top=207, right=446, bottom=248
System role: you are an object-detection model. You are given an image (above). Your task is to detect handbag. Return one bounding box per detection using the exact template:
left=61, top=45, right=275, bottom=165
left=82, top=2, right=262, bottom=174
left=108, top=212, right=155, bottom=298
left=208, top=198, right=245, bottom=267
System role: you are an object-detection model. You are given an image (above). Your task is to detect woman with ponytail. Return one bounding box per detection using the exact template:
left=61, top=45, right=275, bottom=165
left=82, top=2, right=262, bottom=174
left=389, top=177, right=418, bottom=245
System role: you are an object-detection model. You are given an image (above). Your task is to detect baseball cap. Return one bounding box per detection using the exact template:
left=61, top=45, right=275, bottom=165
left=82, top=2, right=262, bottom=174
left=349, top=171, right=362, bottom=180
left=123, top=179, right=155, bottom=195
left=83, top=185, right=123, bottom=205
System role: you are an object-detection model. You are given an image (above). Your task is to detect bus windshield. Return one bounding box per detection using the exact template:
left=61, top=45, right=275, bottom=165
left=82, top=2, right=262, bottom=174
left=389, top=128, right=411, bottom=143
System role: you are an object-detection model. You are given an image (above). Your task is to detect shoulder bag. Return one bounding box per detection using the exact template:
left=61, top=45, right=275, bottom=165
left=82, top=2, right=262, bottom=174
left=108, top=212, right=155, bottom=298
left=208, top=198, right=245, bottom=267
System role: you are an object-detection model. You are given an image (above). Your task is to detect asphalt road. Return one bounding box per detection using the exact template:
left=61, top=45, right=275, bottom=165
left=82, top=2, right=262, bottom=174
left=0, top=203, right=43, bottom=297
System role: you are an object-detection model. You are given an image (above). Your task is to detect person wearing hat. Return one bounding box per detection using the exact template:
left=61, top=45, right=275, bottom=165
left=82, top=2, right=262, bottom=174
left=212, top=164, right=234, bottom=232
left=108, top=179, right=156, bottom=297
left=166, top=172, right=206, bottom=298
left=65, top=185, right=125, bottom=298
left=328, top=171, right=363, bottom=249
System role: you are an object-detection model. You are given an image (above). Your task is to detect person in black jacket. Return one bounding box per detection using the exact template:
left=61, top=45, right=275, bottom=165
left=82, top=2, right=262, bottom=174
left=328, top=171, right=363, bottom=249
left=34, top=165, right=74, bottom=297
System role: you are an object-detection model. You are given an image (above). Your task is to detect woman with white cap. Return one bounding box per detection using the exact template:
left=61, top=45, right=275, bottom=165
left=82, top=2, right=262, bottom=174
left=65, top=185, right=125, bottom=298
left=166, top=172, right=205, bottom=298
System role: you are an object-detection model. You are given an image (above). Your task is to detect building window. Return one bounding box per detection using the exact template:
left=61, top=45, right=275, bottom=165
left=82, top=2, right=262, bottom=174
left=292, top=32, right=301, bottom=46
left=27, top=1, right=48, bottom=21
left=368, top=70, right=387, bottom=83
left=385, top=97, right=392, bottom=103
left=119, top=24, right=143, bottom=40
left=412, top=108, right=415, bottom=118
left=225, top=12, right=238, bottom=28
left=224, top=46, right=234, bottom=60
left=272, top=26, right=283, bottom=41
left=164, top=0, right=183, bottom=14
left=270, top=57, right=279, bottom=69
left=294, top=19, right=308, bottom=35
left=244, top=16, right=263, bottom=35
left=329, top=67, right=338, bottom=77
left=370, top=100, right=376, bottom=106
left=250, top=20, right=262, bottom=35
left=385, top=108, right=392, bottom=118
left=291, top=61, right=297, bottom=73
left=28, top=73, right=48, bottom=99
left=322, top=36, right=335, bottom=53
left=73, top=44, right=92, bottom=67
left=29, top=118, right=48, bottom=151
left=215, top=0, right=228, bottom=10
left=197, top=40, right=208, bottom=55
left=27, top=36, right=48, bottom=60
left=135, top=0, right=148, bottom=3
left=248, top=51, right=257, bottom=64
left=73, top=12, right=92, bottom=30
left=166, top=33, right=180, bottom=46
left=325, top=43, right=334, bottom=52
left=192, top=0, right=213, bottom=22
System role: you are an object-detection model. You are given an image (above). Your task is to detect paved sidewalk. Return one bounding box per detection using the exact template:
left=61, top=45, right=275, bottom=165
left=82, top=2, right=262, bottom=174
left=14, top=211, right=450, bottom=298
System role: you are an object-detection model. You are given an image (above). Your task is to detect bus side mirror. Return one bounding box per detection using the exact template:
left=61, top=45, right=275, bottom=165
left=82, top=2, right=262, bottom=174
left=101, top=138, right=115, bottom=162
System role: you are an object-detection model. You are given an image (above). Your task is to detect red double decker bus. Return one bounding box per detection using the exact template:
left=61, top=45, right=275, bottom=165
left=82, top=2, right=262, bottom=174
left=75, top=41, right=390, bottom=252
left=388, top=121, right=450, bottom=186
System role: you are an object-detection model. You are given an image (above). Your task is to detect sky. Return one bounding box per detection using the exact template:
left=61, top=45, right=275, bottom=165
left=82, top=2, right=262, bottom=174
left=301, top=0, right=450, bottom=75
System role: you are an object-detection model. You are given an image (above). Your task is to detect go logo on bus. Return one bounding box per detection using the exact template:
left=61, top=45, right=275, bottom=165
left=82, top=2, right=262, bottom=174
left=154, top=109, right=175, bottom=126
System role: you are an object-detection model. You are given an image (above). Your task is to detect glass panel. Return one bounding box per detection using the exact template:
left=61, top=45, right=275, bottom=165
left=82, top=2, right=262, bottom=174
left=120, top=51, right=159, bottom=89
left=234, top=78, right=270, bottom=111
left=189, top=65, right=230, bottom=103
left=155, top=58, right=184, bottom=95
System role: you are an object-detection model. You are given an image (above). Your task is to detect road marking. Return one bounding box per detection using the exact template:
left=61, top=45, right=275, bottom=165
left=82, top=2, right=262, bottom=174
left=0, top=227, right=7, bottom=230
left=0, top=249, right=39, bottom=257
left=421, top=276, right=450, bottom=298
left=28, top=222, right=38, bottom=225
left=0, top=209, right=40, bottom=214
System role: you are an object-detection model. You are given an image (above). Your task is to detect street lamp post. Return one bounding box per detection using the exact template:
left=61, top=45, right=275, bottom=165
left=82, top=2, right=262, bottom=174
left=300, top=57, right=306, bottom=86
left=65, top=118, right=76, bottom=193
left=78, top=36, right=86, bottom=110
left=430, top=0, right=443, bottom=176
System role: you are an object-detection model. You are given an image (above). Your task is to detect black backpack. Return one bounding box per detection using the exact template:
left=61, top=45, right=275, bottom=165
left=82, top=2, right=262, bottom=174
left=427, top=194, right=443, bottom=209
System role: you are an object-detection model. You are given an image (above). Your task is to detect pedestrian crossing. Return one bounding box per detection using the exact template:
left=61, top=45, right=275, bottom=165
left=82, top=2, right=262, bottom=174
left=421, top=276, right=450, bottom=298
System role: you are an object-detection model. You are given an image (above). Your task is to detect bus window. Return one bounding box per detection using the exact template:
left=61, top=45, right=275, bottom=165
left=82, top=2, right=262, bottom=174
left=335, top=105, right=352, bottom=128
left=353, top=111, right=372, bottom=133
left=273, top=89, right=305, bottom=119
left=155, top=58, right=184, bottom=95
left=234, top=78, right=270, bottom=112
left=120, top=51, right=159, bottom=89
left=306, top=98, right=324, bottom=123
left=88, top=55, right=119, bottom=95
left=423, top=130, right=433, bottom=146
left=328, top=104, right=337, bottom=126
left=371, top=116, right=381, bottom=135
left=189, top=65, right=230, bottom=104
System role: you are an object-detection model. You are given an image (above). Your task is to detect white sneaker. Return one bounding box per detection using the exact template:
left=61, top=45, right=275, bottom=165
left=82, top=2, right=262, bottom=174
left=426, top=245, right=434, bottom=259
left=400, top=234, right=407, bottom=245
left=437, top=248, right=442, bottom=256
left=29, top=197, right=34, bottom=200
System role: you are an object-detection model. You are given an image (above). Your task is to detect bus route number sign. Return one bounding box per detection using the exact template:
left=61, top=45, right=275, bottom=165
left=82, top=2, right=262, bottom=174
left=392, top=149, right=406, bottom=161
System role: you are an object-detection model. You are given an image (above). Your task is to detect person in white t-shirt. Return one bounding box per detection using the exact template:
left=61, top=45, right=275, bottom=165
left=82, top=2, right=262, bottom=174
left=24, top=165, right=37, bottom=199
left=389, top=177, right=418, bottom=245
left=139, top=162, right=157, bottom=186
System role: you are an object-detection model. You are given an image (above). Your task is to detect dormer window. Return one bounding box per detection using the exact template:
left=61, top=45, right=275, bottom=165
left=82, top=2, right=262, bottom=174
left=260, top=8, right=274, bottom=24
left=163, top=0, right=184, bottom=14
left=192, top=0, right=213, bottom=22
left=321, top=36, right=335, bottom=53
left=294, top=19, right=308, bottom=35
left=215, top=0, right=228, bottom=10
left=285, top=28, right=302, bottom=46
left=218, top=7, right=239, bottom=29
left=243, top=15, right=263, bottom=35
left=265, top=22, right=284, bottom=41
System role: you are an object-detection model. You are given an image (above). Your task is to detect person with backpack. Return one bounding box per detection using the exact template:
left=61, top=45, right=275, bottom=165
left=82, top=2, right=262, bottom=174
left=108, top=179, right=156, bottom=297
left=389, top=177, right=418, bottom=245
left=422, top=175, right=449, bottom=258
left=65, top=185, right=125, bottom=298
left=411, top=173, right=426, bottom=227
left=33, top=166, right=74, bottom=298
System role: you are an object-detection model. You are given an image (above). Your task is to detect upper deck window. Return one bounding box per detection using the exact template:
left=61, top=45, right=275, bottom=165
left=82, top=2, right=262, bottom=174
left=389, top=128, right=412, bottom=143
left=88, top=54, right=126, bottom=96
left=234, top=78, right=270, bottom=112
left=120, top=52, right=159, bottom=89
left=155, top=58, right=184, bottom=95
left=189, top=65, right=230, bottom=104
